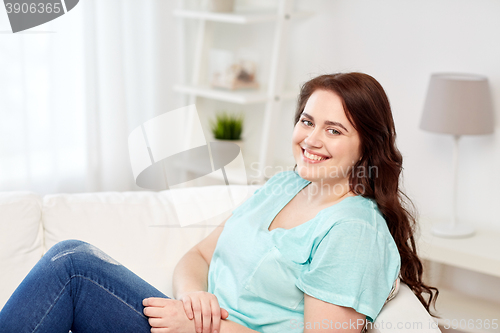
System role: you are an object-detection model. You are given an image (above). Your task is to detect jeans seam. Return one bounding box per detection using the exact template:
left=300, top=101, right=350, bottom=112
left=32, top=274, right=147, bottom=333
left=32, top=280, right=72, bottom=333
left=71, top=274, right=147, bottom=319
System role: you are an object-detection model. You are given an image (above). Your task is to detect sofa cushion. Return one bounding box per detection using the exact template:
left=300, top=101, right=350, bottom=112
left=42, top=185, right=258, bottom=297
left=0, top=192, right=44, bottom=309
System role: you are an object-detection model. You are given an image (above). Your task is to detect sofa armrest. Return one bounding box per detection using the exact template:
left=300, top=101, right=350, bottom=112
left=367, top=283, right=441, bottom=333
left=0, top=192, right=44, bottom=309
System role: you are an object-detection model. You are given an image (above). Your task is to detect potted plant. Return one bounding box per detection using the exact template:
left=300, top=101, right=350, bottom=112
left=209, top=111, right=244, bottom=152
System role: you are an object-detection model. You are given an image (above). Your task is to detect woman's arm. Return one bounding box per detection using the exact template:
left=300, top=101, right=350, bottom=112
left=303, top=293, right=366, bottom=333
left=168, top=215, right=232, bottom=333
left=172, top=250, right=211, bottom=300
left=219, top=319, right=260, bottom=333
left=172, top=214, right=230, bottom=299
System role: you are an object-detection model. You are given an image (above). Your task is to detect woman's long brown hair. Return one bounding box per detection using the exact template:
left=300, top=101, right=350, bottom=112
left=293, top=73, right=440, bottom=318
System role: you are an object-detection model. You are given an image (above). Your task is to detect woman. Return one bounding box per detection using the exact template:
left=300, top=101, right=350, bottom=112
left=0, top=72, right=439, bottom=333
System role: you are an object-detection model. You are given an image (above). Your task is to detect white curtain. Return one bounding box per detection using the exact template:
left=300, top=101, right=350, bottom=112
left=0, top=0, right=181, bottom=194
left=0, top=6, right=86, bottom=194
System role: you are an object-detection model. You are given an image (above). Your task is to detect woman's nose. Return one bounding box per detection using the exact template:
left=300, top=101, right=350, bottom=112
left=304, top=128, right=323, bottom=147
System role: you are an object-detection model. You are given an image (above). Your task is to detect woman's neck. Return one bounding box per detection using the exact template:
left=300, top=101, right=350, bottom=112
left=299, top=179, right=354, bottom=208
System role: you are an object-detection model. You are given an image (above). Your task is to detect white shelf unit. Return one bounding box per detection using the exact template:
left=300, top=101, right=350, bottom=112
left=173, top=84, right=298, bottom=105
left=417, top=218, right=500, bottom=333
left=174, top=0, right=311, bottom=185
left=173, top=8, right=312, bottom=24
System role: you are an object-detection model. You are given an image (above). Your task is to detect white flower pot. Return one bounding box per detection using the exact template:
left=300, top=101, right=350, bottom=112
left=213, top=139, right=244, bottom=154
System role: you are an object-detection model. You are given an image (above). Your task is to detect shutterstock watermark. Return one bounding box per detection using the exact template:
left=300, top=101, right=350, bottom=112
left=289, top=319, right=367, bottom=331
left=126, top=104, right=382, bottom=228
left=258, top=177, right=366, bottom=197
left=249, top=163, right=378, bottom=183
left=248, top=162, right=378, bottom=197
left=3, top=0, right=80, bottom=33
left=288, top=318, right=500, bottom=331
left=294, top=164, right=378, bottom=180
left=127, top=104, right=249, bottom=228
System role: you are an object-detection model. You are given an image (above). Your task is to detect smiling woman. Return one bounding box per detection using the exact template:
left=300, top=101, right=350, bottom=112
left=291, top=73, right=440, bottom=325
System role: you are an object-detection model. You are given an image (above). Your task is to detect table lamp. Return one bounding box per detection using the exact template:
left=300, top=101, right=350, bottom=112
left=420, top=73, right=495, bottom=238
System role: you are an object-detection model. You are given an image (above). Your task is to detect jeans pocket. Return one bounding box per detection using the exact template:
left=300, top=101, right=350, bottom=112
left=244, top=246, right=304, bottom=310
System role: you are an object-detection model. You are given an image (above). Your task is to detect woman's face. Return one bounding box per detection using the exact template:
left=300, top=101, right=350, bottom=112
left=292, top=89, right=362, bottom=185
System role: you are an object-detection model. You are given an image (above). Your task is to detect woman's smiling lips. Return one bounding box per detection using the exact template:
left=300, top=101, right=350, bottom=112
left=301, top=147, right=331, bottom=164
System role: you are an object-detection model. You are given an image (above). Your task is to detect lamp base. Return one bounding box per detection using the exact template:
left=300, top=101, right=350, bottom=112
left=431, top=221, right=475, bottom=238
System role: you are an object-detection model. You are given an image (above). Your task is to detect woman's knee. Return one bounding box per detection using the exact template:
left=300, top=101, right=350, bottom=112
left=45, top=240, right=101, bottom=265
left=46, top=240, right=121, bottom=266
left=46, top=239, right=89, bottom=258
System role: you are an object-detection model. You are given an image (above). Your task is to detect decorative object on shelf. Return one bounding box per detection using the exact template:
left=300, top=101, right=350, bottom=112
left=209, top=111, right=244, bottom=152
left=420, top=73, right=495, bottom=238
left=209, top=48, right=259, bottom=90
left=205, top=0, right=235, bottom=13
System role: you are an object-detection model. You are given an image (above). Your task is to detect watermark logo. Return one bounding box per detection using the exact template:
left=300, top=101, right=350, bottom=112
left=128, top=104, right=249, bottom=228
left=3, top=0, right=79, bottom=33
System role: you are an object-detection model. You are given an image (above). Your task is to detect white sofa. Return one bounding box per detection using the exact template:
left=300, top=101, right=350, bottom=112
left=0, top=187, right=441, bottom=333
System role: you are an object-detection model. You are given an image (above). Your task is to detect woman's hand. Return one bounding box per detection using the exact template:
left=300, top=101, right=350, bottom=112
left=143, top=294, right=228, bottom=333
left=178, top=291, right=229, bottom=333
left=143, top=297, right=196, bottom=333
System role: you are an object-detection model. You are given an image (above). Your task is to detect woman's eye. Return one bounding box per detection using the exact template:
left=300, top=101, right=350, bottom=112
left=301, top=119, right=313, bottom=126
left=301, top=119, right=341, bottom=135
left=328, top=129, right=341, bottom=135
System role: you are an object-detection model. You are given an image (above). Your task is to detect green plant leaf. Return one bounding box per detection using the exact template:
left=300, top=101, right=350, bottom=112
left=210, top=111, right=244, bottom=140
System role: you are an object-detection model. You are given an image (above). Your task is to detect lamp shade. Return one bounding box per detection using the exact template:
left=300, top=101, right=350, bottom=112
left=420, top=73, right=495, bottom=135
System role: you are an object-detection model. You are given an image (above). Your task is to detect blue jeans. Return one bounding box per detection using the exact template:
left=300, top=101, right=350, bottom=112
left=0, top=239, right=170, bottom=333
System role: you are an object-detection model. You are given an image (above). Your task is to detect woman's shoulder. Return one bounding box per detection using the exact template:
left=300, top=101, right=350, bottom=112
left=315, top=209, right=400, bottom=269
left=318, top=195, right=394, bottom=241
left=327, top=195, right=380, bottom=223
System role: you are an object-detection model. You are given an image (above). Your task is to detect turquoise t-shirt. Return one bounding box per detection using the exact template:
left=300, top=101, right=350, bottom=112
left=207, top=170, right=401, bottom=332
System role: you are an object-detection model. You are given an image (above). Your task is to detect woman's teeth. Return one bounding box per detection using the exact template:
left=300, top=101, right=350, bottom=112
left=304, top=150, right=328, bottom=161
